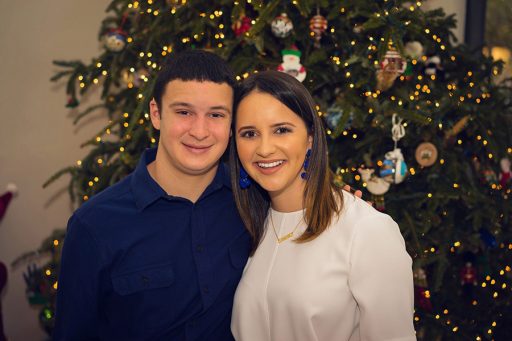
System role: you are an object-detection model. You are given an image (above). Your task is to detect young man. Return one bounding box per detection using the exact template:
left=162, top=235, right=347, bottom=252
left=53, top=50, right=251, bottom=340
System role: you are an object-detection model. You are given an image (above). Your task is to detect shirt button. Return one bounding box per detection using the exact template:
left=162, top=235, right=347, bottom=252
left=203, top=286, right=209, bottom=294
left=196, top=244, right=204, bottom=253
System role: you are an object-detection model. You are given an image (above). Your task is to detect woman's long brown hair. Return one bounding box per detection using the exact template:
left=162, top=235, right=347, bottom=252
left=229, top=71, right=343, bottom=255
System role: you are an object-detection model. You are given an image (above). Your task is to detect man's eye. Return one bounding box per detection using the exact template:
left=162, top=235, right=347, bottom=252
left=210, top=112, right=225, bottom=118
left=176, top=110, right=189, bottom=115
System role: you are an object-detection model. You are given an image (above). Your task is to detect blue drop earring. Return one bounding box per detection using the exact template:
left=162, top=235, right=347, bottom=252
left=301, top=149, right=312, bottom=179
left=239, top=166, right=252, bottom=189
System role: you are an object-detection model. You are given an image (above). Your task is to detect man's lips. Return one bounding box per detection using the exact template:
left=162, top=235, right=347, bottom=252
left=182, top=143, right=212, bottom=153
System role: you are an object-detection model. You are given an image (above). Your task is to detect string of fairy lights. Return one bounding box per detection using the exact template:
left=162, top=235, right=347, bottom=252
left=45, top=1, right=512, bottom=338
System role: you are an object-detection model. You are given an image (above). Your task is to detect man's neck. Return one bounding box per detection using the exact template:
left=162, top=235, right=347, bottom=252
left=147, top=159, right=218, bottom=203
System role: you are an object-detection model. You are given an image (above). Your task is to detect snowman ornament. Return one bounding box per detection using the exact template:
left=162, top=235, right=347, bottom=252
left=277, top=47, right=306, bottom=82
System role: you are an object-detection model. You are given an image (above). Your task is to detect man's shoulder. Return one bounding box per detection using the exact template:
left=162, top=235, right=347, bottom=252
left=73, top=174, right=134, bottom=223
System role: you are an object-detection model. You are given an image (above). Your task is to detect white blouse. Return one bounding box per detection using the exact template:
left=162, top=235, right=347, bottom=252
left=231, top=191, right=416, bottom=341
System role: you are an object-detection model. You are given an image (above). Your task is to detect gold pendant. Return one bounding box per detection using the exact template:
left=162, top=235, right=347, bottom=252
left=278, top=232, right=294, bottom=243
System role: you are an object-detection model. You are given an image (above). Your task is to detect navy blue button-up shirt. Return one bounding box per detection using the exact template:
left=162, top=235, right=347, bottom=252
left=54, top=148, right=251, bottom=340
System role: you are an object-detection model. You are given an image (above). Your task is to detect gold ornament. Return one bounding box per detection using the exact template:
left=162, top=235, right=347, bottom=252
left=415, top=142, right=438, bottom=167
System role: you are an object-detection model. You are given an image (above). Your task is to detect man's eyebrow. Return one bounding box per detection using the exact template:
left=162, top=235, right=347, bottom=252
left=168, top=102, right=231, bottom=114
left=168, top=102, right=193, bottom=108
left=210, top=105, right=232, bottom=113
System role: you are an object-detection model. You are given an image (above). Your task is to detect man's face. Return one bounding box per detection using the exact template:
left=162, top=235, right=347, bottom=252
left=150, top=80, right=233, bottom=177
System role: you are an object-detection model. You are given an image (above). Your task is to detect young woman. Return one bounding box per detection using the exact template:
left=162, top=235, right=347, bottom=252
left=229, top=71, right=416, bottom=341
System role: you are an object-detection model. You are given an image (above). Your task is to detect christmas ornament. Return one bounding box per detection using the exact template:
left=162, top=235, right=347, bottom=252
left=403, top=61, right=414, bottom=80
left=499, top=157, right=511, bottom=188
left=39, top=305, right=55, bottom=334
left=352, top=24, right=363, bottom=34
left=271, top=13, right=293, bottom=38
left=415, top=142, right=438, bottom=167
left=424, top=55, right=443, bottom=76
left=379, top=114, right=408, bottom=184
left=309, top=12, right=327, bottom=47
left=413, top=268, right=432, bottom=312
left=404, top=41, right=424, bottom=60
left=103, top=29, right=127, bottom=52
left=482, top=168, right=498, bottom=186
left=277, top=46, right=306, bottom=82
left=460, top=262, right=477, bottom=286
left=358, top=168, right=390, bottom=195
left=0, top=183, right=17, bottom=222
left=121, top=69, right=135, bottom=87
left=324, top=106, right=353, bottom=132
left=381, top=47, right=407, bottom=73
left=65, top=96, right=79, bottom=108
left=358, top=168, right=389, bottom=211
left=376, top=46, right=406, bottom=91
left=232, top=15, right=252, bottom=37
left=479, top=228, right=497, bottom=248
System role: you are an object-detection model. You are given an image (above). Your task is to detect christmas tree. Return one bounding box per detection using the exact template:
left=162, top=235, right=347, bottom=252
left=36, top=0, right=512, bottom=338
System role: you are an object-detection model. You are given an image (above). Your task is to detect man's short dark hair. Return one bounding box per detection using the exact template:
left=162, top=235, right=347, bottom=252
left=153, top=50, right=237, bottom=110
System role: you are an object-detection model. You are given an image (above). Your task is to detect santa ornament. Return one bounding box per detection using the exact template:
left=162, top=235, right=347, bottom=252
left=271, top=13, right=293, bottom=38
left=277, top=46, right=306, bottom=82
left=376, top=46, right=407, bottom=91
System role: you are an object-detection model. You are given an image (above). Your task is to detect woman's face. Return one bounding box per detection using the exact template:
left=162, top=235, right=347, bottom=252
left=235, top=90, right=312, bottom=199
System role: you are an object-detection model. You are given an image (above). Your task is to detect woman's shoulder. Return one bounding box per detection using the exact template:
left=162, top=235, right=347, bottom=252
left=332, top=190, right=401, bottom=240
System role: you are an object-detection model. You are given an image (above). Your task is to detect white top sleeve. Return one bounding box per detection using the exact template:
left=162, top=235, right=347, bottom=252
left=231, top=192, right=416, bottom=341
left=348, top=214, right=416, bottom=341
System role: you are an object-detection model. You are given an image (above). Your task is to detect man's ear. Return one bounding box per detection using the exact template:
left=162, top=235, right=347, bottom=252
left=149, top=98, right=161, bottom=130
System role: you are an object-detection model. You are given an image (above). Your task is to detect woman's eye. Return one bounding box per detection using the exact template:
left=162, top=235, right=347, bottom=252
left=240, top=130, right=257, bottom=138
left=275, top=126, right=291, bottom=134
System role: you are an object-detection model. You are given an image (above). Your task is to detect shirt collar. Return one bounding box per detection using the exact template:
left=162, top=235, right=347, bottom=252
left=131, top=148, right=166, bottom=210
left=130, top=148, right=232, bottom=210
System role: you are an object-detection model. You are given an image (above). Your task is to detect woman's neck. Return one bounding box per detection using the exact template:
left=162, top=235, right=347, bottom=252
left=269, top=181, right=306, bottom=213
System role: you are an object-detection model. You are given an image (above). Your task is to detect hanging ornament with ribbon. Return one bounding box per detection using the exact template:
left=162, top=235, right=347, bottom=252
left=102, top=14, right=129, bottom=52
left=380, top=114, right=408, bottom=184
left=271, top=13, right=293, bottom=38
left=376, top=43, right=407, bottom=91
left=309, top=10, right=327, bottom=48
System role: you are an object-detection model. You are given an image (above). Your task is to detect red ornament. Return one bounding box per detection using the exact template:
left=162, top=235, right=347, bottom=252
left=309, top=13, right=327, bottom=46
left=232, top=15, right=252, bottom=37
left=66, top=96, right=79, bottom=108
left=414, top=286, right=433, bottom=312
left=460, top=262, right=477, bottom=286
left=499, top=158, right=511, bottom=188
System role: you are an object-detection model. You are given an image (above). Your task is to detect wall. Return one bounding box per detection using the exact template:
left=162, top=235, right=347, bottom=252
left=422, top=0, right=467, bottom=44
left=0, top=1, right=108, bottom=339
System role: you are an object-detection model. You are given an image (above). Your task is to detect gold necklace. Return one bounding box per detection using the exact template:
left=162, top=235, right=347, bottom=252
left=269, top=212, right=304, bottom=244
